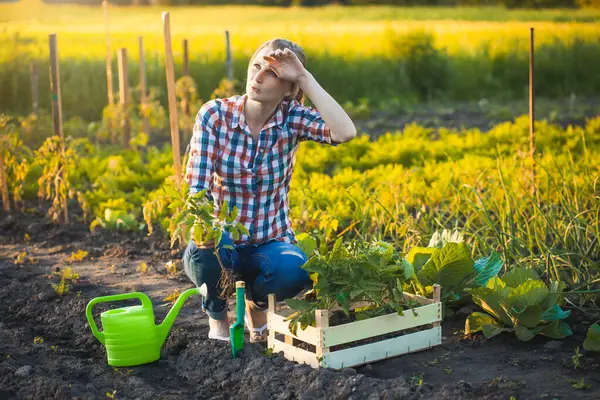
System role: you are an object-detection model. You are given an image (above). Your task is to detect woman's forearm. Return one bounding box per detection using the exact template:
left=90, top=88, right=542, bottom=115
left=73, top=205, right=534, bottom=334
left=296, top=71, right=357, bottom=143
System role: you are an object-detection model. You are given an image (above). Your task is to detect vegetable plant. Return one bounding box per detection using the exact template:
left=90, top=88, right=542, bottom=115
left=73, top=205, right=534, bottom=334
left=404, top=229, right=504, bottom=307
left=167, top=183, right=249, bottom=297
left=285, top=237, right=415, bottom=334
left=464, top=267, right=572, bottom=341
left=583, top=324, right=600, bottom=352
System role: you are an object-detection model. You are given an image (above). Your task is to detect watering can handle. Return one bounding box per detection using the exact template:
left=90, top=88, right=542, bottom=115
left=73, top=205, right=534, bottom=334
left=85, top=292, right=153, bottom=345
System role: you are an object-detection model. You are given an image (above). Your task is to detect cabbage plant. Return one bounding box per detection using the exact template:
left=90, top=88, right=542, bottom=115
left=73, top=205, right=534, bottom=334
left=465, top=268, right=572, bottom=341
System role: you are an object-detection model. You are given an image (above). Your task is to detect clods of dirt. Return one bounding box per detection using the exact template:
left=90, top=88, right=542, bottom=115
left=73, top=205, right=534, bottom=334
left=1, top=214, right=600, bottom=399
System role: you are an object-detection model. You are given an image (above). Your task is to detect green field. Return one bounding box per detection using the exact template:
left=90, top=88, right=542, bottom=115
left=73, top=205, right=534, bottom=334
left=2, top=1, right=600, bottom=120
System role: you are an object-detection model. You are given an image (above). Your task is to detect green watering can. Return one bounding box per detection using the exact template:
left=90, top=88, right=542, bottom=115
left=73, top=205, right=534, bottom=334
left=85, top=287, right=200, bottom=367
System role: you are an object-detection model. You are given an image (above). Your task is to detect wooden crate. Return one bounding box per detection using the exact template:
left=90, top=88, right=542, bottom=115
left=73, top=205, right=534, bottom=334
left=267, top=284, right=442, bottom=369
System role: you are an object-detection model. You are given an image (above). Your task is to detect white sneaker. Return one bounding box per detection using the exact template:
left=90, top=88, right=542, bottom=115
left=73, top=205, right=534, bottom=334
left=207, top=317, right=230, bottom=342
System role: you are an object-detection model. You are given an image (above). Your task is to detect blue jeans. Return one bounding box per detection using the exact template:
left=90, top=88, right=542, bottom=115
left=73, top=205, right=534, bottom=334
left=182, top=234, right=311, bottom=320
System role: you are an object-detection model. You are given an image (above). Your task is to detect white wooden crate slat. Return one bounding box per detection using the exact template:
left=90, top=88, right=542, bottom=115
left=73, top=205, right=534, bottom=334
left=271, top=338, right=320, bottom=368
left=268, top=311, right=320, bottom=346
left=322, top=302, right=441, bottom=347
left=322, top=326, right=442, bottom=369
left=267, top=285, right=442, bottom=369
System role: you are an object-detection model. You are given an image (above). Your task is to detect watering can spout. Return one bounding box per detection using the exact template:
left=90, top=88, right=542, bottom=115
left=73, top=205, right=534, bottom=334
left=156, top=287, right=201, bottom=347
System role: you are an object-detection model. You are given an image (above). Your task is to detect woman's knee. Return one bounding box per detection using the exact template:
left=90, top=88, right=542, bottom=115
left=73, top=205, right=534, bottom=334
left=260, top=242, right=312, bottom=292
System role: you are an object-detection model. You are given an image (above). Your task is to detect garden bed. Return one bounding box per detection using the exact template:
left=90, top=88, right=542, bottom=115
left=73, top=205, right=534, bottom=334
left=2, top=214, right=600, bottom=399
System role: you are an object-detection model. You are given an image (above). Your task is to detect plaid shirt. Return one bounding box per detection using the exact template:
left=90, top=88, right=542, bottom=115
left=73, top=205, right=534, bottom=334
left=185, top=94, right=339, bottom=248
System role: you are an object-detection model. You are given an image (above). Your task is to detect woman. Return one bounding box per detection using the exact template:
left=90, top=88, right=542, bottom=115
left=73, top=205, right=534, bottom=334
left=182, top=38, right=356, bottom=343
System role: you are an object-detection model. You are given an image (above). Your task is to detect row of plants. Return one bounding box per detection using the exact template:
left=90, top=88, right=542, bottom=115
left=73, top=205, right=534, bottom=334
left=161, top=177, right=600, bottom=350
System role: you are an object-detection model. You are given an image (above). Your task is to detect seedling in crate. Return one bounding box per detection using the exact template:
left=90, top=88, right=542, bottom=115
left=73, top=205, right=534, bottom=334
left=268, top=238, right=443, bottom=369
left=284, top=238, right=415, bottom=335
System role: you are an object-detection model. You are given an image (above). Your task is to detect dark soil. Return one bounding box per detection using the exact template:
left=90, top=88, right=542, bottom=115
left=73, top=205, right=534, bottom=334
left=1, top=212, right=600, bottom=400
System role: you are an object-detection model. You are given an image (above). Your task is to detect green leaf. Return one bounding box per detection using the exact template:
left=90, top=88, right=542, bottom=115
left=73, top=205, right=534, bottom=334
left=485, top=277, right=510, bottom=298
left=218, top=200, right=229, bottom=221
left=193, top=226, right=204, bottom=244
left=296, top=232, right=317, bottom=258
left=469, top=287, right=512, bottom=325
left=583, top=324, right=600, bottom=352
left=302, top=259, right=328, bottom=274
left=164, top=184, right=180, bottom=199
left=465, top=312, right=502, bottom=335
left=285, top=298, right=314, bottom=312
left=473, top=251, right=504, bottom=286
left=514, top=304, right=543, bottom=328
left=402, top=258, right=415, bottom=280
left=514, top=325, right=535, bottom=341
left=214, top=230, right=223, bottom=247
left=337, top=292, right=351, bottom=316
left=540, top=320, right=573, bottom=339
left=541, top=304, right=571, bottom=322
left=332, top=237, right=344, bottom=253
left=406, top=247, right=436, bottom=272
left=237, top=223, right=249, bottom=236
left=168, top=199, right=184, bottom=210
left=502, top=267, right=540, bottom=288
left=508, top=280, right=548, bottom=311
left=482, top=323, right=510, bottom=339
left=417, top=242, right=474, bottom=288
left=314, top=276, right=329, bottom=290
left=230, top=206, right=239, bottom=222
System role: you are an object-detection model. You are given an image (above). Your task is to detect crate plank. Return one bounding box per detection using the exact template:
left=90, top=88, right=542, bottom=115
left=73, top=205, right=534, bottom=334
left=322, top=326, right=442, bottom=369
left=268, top=311, right=320, bottom=346
left=403, top=292, right=434, bottom=305
left=322, top=302, right=441, bottom=347
left=330, top=293, right=433, bottom=313
left=271, top=338, right=320, bottom=369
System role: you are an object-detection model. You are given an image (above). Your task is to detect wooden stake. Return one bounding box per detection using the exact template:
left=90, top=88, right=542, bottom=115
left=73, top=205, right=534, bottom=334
left=163, top=12, right=182, bottom=184
left=432, top=284, right=441, bottom=328
left=138, top=36, right=149, bottom=137
left=182, top=38, right=190, bottom=116
left=48, top=34, right=68, bottom=224
left=225, top=30, right=233, bottom=82
left=183, top=39, right=189, bottom=77
left=0, top=150, right=10, bottom=213
left=30, top=62, right=38, bottom=118
left=103, top=0, right=115, bottom=143
left=117, top=48, right=130, bottom=149
left=529, top=27, right=537, bottom=201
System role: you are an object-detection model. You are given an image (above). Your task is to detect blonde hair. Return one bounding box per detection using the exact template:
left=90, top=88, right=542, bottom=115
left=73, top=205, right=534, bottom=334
left=248, top=38, right=306, bottom=104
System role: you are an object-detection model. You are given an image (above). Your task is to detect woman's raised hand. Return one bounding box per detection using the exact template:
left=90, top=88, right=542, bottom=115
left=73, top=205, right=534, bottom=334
left=263, top=48, right=306, bottom=83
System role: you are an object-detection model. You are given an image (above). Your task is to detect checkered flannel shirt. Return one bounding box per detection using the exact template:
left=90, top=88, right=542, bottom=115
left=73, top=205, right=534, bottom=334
left=185, top=94, right=339, bottom=247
